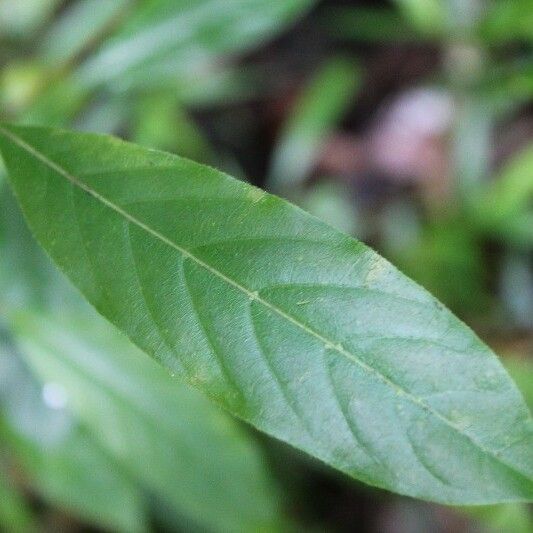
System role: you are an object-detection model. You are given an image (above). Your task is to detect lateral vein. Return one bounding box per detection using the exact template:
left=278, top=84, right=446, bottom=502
left=1, top=125, right=529, bottom=481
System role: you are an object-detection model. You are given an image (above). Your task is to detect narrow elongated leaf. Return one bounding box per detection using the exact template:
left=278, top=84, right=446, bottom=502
left=39, top=0, right=131, bottom=65
left=268, top=57, right=359, bottom=190
left=0, top=124, right=532, bottom=505
left=76, top=0, right=316, bottom=90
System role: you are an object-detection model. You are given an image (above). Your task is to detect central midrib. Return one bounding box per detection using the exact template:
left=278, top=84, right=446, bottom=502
left=1, top=125, right=528, bottom=483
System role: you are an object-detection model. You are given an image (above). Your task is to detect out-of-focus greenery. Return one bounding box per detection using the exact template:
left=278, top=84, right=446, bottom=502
left=0, top=0, right=531, bottom=531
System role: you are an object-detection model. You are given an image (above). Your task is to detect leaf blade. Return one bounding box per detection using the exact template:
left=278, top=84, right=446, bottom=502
left=1, top=123, right=532, bottom=505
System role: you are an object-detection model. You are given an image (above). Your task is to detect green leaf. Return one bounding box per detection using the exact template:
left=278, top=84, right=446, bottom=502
left=464, top=502, right=533, bottom=533
left=0, top=468, right=37, bottom=533
left=325, top=7, right=422, bottom=42
left=506, top=358, right=533, bottom=412
left=478, top=143, right=533, bottom=225
left=39, top=0, right=131, bottom=65
left=75, top=0, right=316, bottom=91
left=457, top=358, right=533, bottom=533
left=267, top=57, right=360, bottom=190
left=0, top=331, right=147, bottom=533
left=301, top=180, right=360, bottom=235
left=132, top=91, right=213, bottom=161
left=473, top=143, right=533, bottom=248
left=8, top=427, right=148, bottom=533
left=0, top=124, right=532, bottom=505
left=480, top=0, right=533, bottom=43
left=392, top=0, right=445, bottom=35
left=0, top=0, right=60, bottom=38
left=6, top=307, right=283, bottom=532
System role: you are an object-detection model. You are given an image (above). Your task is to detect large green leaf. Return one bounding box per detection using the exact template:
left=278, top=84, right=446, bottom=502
left=0, top=124, right=532, bottom=505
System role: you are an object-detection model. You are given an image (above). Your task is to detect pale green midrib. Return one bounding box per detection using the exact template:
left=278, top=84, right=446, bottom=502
left=1, top=125, right=530, bottom=486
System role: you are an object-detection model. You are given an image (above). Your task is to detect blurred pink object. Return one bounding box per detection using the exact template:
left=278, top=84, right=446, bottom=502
left=369, top=87, right=454, bottom=185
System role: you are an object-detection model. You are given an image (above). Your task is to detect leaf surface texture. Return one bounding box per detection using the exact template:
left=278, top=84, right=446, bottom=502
left=1, top=124, right=532, bottom=504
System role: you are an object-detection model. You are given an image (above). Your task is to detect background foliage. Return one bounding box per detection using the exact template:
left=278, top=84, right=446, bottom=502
left=0, top=0, right=532, bottom=531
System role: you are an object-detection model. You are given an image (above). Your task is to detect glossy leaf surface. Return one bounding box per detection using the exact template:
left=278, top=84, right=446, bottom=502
left=1, top=124, right=532, bottom=505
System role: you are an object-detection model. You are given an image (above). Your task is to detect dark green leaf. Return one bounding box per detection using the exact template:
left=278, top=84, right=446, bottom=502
left=1, top=124, right=532, bottom=505
left=325, top=7, right=422, bottom=42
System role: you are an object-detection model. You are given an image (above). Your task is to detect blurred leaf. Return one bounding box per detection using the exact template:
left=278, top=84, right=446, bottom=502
left=478, top=59, right=533, bottom=107
left=499, top=253, right=533, bottom=329
left=453, top=98, right=495, bottom=198
left=478, top=143, right=533, bottom=225
left=268, top=57, right=360, bottom=190
left=2, top=124, right=533, bottom=505
left=325, top=7, right=420, bottom=42
left=495, top=210, right=533, bottom=249
left=300, top=180, right=360, bottom=235
left=18, top=79, right=89, bottom=128
left=39, top=0, right=131, bottom=65
left=392, top=0, right=445, bottom=35
left=506, top=358, right=533, bottom=411
left=73, top=94, right=131, bottom=135
left=132, top=92, right=213, bottom=161
left=480, top=0, right=533, bottom=43
left=8, top=308, right=284, bottom=532
left=0, top=0, right=61, bottom=38
left=0, top=63, right=48, bottom=118
left=172, top=64, right=266, bottom=107
left=460, top=502, right=532, bottom=533
left=0, top=332, right=147, bottom=533
left=0, top=467, right=37, bottom=533
left=9, top=428, right=148, bottom=533
left=393, top=220, right=488, bottom=316
left=473, top=142, right=533, bottom=248
left=75, top=0, right=316, bottom=91
left=381, top=199, right=421, bottom=258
